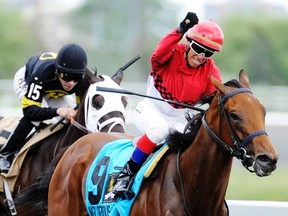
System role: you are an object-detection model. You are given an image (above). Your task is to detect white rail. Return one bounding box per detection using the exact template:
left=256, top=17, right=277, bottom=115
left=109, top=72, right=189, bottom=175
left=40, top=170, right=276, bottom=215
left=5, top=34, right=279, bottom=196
left=227, top=200, right=288, bottom=216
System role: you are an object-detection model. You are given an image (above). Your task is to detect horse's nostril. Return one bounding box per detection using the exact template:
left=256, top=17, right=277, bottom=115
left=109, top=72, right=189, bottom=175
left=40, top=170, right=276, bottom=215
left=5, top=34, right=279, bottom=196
left=257, top=155, right=270, bottom=163
left=257, top=154, right=278, bottom=166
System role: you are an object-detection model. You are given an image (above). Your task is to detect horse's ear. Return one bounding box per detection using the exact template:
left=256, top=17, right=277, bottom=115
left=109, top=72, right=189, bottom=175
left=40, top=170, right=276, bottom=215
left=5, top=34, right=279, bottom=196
left=85, top=66, right=99, bottom=83
left=112, top=70, right=123, bottom=85
left=210, top=74, right=229, bottom=94
left=85, top=66, right=93, bottom=78
left=239, top=69, right=251, bottom=89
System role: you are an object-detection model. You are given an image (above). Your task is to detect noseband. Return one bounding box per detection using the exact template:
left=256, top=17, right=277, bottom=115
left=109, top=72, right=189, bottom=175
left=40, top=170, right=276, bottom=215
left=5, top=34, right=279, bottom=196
left=202, top=88, right=267, bottom=170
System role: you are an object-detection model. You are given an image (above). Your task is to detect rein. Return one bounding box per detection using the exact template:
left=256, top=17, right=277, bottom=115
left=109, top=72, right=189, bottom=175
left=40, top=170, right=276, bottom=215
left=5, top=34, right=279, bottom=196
left=201, top=88, right=267, bottom=168
left=70, top=117, right=92, bottom=134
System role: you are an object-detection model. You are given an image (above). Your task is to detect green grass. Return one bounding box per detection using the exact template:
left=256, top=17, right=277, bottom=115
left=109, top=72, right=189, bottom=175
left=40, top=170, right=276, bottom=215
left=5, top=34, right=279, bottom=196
left=226, top=164, right=288, bottom=201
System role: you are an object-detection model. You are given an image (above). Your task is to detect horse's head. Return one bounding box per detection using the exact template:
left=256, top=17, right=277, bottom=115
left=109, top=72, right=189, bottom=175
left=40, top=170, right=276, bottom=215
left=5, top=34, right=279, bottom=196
left=83, top=68, right=128, bottom=133
left=206, top=69, right=278, bottom=176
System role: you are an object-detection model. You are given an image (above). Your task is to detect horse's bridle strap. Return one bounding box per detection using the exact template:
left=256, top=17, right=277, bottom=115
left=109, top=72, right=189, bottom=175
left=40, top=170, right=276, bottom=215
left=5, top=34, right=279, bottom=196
left=240, top=129, right=267, bottom=147
left=218, top=88, right=252, bottom=105
left=201, top=114, right=242, bottom=158
left=202, top=87, right=268, bottom=160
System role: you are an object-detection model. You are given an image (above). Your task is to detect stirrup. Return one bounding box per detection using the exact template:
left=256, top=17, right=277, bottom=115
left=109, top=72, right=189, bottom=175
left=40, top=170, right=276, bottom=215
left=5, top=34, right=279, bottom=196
left=123, top=190, right=135, bottom=200
left=114, top=179, right=135, bottom=200
left=113, top=177, right=131, bottom=195
left=0, top=167, right=10, bottom=173
left=113, top=173, right=136, bottom=200
left=0, top=154, right=13, bottom=173
left=0, top=162, right=11, bottom=173
left=0, top=164, right=11, bottom=173
left=124, top=178, right=135, bottom=200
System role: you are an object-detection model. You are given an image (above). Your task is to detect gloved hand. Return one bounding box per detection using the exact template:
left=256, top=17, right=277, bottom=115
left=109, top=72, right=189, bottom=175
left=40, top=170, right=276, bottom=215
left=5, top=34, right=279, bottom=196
left=178, top=12, right=199, bottom=34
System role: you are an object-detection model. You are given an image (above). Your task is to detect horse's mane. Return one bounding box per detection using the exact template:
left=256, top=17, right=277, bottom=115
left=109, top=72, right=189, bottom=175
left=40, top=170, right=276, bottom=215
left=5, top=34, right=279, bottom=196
left=167, top=78, right=244, bottom=150
left=167, top=113, right=202, bottom=152
left=224, top=79, right=243, bottom=88
left=77, top=66, right=98, bottom=100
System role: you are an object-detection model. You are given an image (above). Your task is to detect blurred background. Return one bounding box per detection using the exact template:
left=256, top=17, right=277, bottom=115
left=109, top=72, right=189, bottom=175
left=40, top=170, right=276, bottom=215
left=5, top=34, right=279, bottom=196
left=0, top=0, right=287, bottom=202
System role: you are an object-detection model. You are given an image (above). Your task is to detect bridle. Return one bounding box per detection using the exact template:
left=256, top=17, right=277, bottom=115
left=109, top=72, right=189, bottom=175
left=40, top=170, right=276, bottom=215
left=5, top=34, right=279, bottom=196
left=202, top=88, right=267, bottom=170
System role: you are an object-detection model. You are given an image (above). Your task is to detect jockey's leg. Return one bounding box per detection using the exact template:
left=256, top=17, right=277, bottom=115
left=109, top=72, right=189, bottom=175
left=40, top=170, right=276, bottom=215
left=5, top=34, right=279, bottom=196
left=113, top=99, right=170, bottom=195
left=112, top=134, right=156, bottom=195
left=0, top=116, right=33, bottom=173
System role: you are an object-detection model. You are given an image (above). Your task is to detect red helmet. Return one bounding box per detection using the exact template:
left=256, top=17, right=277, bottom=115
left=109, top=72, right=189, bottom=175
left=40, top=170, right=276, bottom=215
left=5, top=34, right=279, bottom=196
left=186, top=20, right=224, bottom=52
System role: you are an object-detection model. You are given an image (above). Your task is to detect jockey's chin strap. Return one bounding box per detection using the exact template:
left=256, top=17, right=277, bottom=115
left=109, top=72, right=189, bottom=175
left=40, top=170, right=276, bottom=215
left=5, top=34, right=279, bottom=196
left=202, top=88, right=267, bottom=172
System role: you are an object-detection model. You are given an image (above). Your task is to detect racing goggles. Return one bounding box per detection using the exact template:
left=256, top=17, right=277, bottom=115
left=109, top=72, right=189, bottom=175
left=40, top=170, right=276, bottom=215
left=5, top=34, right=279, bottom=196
left=59, top=71, right=85, bottom=82
left=190, top=40, right=214, bottom=58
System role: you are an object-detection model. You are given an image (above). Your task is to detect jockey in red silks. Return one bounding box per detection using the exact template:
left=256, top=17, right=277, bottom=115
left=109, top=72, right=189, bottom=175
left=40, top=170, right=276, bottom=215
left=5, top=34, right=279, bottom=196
left=113, top=12, right=224, bottom=195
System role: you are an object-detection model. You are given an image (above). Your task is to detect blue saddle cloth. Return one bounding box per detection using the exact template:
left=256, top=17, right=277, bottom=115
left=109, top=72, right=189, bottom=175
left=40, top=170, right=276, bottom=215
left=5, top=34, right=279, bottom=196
left=85, top=139, right=166, bottom=216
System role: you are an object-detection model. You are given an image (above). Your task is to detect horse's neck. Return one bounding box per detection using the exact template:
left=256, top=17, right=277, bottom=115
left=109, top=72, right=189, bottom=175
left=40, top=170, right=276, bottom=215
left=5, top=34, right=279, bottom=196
left=179, top=126, right=233, bottom=214
left=181, top=129, right=233, bottom=186
left=57, top=115, right=87, bottom=151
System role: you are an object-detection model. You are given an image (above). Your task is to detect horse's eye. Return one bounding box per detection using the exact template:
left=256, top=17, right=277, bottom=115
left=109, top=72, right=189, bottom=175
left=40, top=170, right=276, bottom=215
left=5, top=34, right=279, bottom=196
left=121, top=96, right=129, bottom=108
left=92, top=94, right=104, bottom=110
left=229, top=112, right=240, bottom=122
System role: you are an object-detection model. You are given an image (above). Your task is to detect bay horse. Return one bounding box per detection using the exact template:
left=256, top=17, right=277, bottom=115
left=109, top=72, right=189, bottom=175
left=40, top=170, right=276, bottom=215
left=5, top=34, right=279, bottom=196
left=20, top=70, right=279, bottom=216
left=0, top=66, right=128, bottom=215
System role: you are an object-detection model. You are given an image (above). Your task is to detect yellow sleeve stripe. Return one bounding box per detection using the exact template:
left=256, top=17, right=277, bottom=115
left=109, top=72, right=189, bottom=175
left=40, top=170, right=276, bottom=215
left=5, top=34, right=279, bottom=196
left=22, top=96, right=41, bottom=109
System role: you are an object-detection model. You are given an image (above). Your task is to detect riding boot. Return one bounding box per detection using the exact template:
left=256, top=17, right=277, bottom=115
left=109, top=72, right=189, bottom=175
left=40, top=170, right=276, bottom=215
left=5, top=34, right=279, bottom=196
left=112, top=159, right=141, bottom=195
left=0, top=117, right=34, bottom=173
left=113, top=134, right=157, bottom=195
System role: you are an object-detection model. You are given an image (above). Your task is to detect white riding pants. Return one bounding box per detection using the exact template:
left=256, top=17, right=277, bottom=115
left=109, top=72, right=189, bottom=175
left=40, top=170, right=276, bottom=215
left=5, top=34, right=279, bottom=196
left=134, top=99, right=188, bottom=144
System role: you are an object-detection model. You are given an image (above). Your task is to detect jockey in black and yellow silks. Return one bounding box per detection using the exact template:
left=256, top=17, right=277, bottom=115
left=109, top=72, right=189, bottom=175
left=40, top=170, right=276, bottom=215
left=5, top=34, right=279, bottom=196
left=0, top=44, right=88, bottom=173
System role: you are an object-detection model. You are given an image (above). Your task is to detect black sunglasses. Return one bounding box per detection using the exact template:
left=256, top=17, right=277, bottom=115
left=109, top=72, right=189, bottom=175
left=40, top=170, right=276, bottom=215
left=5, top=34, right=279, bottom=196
left=59, top=72, right=84, bottom=82
left=190, top=40, right=215, bottom=58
